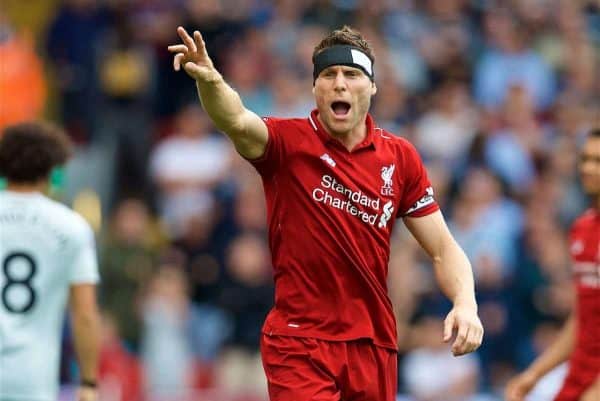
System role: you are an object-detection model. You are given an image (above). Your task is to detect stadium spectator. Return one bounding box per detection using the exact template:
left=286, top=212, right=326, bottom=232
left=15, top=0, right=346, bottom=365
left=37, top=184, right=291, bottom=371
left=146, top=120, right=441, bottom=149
left=45, top=0, right=109, bottom=139
left=215, top=233, right=273, bottom=398
left=0, top=13, right=46, bottom=132
left=141, top=263, right=195, bottom=400
left=401, top=316, right=481, bottom=401
left=474, top=8, right=556, bottom=112
left=99, top=197, right=163, bottom=350
left=506, top=129, right=600, bottom=401
left=150, top=103, right=232, bottom=237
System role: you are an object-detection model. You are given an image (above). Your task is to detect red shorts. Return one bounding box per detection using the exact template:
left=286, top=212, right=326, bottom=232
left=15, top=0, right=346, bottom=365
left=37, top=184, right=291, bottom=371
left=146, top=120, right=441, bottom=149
left=260, top=334, right=397, bottom=401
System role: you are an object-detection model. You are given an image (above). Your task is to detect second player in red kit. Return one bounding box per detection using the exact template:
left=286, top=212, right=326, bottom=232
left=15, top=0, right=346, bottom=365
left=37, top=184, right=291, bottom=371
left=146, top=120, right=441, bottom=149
left=506, top=129, right=600, bottom=401
left=169, top=25, right=484, bottom=401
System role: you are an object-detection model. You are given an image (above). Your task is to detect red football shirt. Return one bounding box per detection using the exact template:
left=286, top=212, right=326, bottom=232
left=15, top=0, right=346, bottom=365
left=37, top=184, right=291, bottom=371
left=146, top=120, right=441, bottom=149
left=568, top=208, right=600, bottom=368
left=248, top=109, right=438, bottom=350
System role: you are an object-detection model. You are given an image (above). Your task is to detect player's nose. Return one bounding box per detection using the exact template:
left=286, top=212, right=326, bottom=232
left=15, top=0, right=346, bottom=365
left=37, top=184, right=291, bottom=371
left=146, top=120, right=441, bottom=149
left=333, top=71, right=347, bottom=91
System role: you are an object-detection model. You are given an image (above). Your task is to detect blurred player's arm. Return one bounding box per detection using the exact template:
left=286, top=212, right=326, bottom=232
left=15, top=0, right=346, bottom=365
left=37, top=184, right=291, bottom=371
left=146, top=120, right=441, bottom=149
left=69, top=284, right=101, bottom=401
left=404, top=210, right=483, bottom=356
left=168, top=27, right=268, bottom=160
left=505, top=313, right=575, bottom=401
left=581, top=375, right=600, bottom=401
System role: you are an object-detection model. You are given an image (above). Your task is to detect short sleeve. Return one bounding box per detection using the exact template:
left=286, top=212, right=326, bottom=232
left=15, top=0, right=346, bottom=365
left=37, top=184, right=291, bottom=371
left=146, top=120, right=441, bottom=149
left=244, top=117, right=286, bottom=178
left=398, top=142, right=439, bottom=218
left=69, top=221, right=100, bottom=284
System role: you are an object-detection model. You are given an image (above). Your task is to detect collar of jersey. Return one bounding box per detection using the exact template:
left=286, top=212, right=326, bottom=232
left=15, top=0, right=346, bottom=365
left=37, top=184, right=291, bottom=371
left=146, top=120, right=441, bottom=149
left=3, top=190, right=43, bottom=198
left=308, top=109, right=376, bottom=152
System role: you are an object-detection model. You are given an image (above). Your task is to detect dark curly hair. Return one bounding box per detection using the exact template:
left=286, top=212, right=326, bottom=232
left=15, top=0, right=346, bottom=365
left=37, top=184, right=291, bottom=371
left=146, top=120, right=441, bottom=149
left=313, top=25, right=375, bottom=64
left=0, top=121, right=73, bottom=184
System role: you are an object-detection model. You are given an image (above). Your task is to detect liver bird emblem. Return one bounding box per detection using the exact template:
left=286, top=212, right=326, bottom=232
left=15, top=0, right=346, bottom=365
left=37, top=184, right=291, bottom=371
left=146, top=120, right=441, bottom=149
left=380, top=164, right=395, bottom=195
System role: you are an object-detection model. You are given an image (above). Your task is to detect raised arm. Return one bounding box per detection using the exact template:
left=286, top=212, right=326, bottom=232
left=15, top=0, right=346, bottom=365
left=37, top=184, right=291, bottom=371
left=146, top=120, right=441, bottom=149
left=168, top=27, right=268, bottom=160
left=403, top=210, right=484, bottom=356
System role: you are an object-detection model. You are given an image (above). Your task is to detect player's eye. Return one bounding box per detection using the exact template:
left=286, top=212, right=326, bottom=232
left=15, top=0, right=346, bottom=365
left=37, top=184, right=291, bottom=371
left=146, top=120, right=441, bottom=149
left=580, top=155, right=600, bottom=163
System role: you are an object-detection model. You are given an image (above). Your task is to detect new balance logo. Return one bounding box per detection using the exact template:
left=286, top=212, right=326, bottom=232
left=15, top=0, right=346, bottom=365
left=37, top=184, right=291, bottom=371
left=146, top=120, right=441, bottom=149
left=320, top=153, right=336, bottom=167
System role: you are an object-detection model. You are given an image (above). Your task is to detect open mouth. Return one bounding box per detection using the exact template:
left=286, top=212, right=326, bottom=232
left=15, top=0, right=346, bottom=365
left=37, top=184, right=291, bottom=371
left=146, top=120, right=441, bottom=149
left=331, top=101, right=351, bottom=117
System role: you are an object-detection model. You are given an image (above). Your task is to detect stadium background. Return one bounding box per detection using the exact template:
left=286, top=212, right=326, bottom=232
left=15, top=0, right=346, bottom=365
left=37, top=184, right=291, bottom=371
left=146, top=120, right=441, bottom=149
left=1, top=0, right=599, bottom=400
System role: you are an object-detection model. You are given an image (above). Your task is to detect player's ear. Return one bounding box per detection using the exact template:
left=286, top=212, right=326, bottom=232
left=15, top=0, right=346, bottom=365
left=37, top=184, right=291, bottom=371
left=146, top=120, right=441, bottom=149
left=312, top=85, right=315, bottom=95
left=371, top=82, right=377, bottom=96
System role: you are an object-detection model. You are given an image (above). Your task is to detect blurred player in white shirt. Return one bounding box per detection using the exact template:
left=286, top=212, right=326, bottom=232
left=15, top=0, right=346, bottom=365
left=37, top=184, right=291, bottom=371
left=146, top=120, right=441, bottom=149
left=0, top=121, right=100, bottom=401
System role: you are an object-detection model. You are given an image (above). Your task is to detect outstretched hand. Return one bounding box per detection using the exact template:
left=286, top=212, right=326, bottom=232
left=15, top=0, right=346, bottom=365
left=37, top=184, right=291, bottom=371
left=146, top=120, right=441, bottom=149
left=505, top=370, right=539, bottom=401
left=443, top=303, right=484, bottom=356
left=167, top=26, right=220, bottom=83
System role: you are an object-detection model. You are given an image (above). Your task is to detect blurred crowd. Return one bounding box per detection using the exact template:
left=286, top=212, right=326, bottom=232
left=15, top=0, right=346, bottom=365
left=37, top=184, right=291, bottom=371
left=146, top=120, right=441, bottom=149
left=1, top=0, right=599, bottom=400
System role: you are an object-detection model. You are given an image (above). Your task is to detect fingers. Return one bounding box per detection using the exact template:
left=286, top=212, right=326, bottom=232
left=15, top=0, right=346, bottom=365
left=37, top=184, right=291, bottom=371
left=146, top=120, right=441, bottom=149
left=509, top=390, right=524, bottom=401
left=452, top=322, right=470, bottom=355
left=443, top=314, right=454, bottom=342
left=504, top=384, right=514, bottom=401
left=177, top=26, right=197, bottom=53
left=174, top=53, right=185, bottom=71
left=505, top=380, right=525, bottom=401
left=444, top=307, right=484, bottom=356
left=506, top=371, right=537, bottom=401
left=194, top=30, right=205, bottom=52
left=475, top=323, right=484, bottom=349
left=167, top=44, right=189, bottom=54
left=182, top=61, right=202, bottom=76
left=505, top=385, right=518, bottom=401
left=465, top=328, right=480, bottom=354
left=454, top=321, right=484, bottom=356
left=193, top=30, right=211, bottom=61
left=170, top=27, right=215, bottom=78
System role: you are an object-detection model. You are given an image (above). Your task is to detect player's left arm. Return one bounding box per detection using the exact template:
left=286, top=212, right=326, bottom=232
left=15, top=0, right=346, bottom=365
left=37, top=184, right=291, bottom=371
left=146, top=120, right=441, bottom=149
left=404, top=210, right=484, bottom=356
left=69, top=283, right=101, bottom=400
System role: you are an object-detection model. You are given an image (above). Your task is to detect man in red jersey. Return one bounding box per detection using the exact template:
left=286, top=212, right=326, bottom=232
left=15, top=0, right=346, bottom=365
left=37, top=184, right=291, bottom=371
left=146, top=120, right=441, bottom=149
left=168, top=25, right=484, bottom=401
left=506, top=128, right=600, bottom=401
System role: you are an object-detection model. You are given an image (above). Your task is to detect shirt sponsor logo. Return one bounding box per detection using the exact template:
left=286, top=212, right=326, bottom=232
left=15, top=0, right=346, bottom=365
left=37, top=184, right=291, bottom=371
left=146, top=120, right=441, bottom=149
left=380, top=164, right=395, bottom=196
left=312, top=175, right=381, bottom=225
left=311, top=174, right=396, bottom=230
left=320, top=153, right=336, bottom=167
left=573, top=261, right=600, bottom=288
left=405, top=187, right=435, bottom=215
